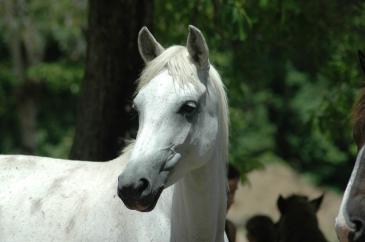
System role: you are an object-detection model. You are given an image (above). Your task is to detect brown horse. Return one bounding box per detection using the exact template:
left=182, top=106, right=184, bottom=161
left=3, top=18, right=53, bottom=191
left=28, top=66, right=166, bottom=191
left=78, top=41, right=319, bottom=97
left=277, top=194, right=328, bottom=242
left=245, top=215, right=277, bottom=242
left=336, top=51, right=365, bottom=242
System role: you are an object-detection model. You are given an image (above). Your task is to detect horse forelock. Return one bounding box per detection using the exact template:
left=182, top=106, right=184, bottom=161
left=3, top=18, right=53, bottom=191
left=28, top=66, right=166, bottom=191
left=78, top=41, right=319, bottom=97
left=137, top=46, right=200, bottom=92
left=353, top=88, right=365, bottom=149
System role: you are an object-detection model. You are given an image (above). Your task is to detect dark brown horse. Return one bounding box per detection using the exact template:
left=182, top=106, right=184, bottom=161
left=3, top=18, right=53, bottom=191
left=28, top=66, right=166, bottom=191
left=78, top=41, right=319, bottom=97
left=277, top=194, right=328, bottom=242
left=246, top=215, right=277, bottom=242
left=336, top=51, right=365, bottom=242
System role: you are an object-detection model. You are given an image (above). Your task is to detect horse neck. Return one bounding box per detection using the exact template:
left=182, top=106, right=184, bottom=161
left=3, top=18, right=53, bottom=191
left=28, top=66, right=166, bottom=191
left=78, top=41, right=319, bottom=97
left=170, top=141, right=227, bottom=242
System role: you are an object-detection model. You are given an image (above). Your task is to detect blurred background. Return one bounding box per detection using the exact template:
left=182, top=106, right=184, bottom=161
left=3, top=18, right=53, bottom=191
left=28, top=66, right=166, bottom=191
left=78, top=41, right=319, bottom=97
left=1, top=0, right=365, bottom=241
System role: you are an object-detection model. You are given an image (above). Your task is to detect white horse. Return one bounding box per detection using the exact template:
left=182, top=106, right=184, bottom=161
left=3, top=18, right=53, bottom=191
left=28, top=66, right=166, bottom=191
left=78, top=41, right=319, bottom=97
left=0, top=25, right=229, bottom=242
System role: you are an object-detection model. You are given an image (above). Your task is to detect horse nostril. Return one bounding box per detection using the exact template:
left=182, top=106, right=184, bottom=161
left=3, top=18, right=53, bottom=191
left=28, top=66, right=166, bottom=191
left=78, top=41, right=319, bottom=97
left=351, top=219, right=365, bottom=241
left=117, top=176, right=150, bottom=201
left=136, top=178, right=149, bottom=193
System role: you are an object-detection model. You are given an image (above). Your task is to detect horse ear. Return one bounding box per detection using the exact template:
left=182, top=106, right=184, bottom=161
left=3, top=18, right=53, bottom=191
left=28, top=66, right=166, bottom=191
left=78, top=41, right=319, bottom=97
left=186, top=25, right=210, bottom=71
left=310, top=194, right=324, bottom=212
left=359, top=51, right=365, bottom=75
left=277, top=195, right=286, bottom=214
left=138, top=27, right=164, bottom=63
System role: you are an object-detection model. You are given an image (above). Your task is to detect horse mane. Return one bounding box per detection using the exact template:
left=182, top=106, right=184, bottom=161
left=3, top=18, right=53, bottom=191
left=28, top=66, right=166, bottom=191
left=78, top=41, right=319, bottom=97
left=124, top=46, right=229, bottom=165
left=353, top=88, right=365, bottom=149
left=353, top=51, right=365, bottom=149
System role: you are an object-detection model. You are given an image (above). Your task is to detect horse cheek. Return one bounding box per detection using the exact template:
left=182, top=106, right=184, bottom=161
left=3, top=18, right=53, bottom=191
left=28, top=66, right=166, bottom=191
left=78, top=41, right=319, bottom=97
left=197, top=116, right=218, bottom=159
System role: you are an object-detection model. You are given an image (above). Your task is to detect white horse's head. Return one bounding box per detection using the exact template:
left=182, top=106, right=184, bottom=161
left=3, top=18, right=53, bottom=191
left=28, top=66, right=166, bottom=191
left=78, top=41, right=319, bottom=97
left=117, top=26, right=228, bottom=212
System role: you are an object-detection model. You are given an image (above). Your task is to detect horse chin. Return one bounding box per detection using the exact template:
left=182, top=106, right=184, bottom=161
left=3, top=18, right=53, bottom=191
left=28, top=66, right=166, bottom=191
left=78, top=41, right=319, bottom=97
left=123, top=187, right=164, bottom=213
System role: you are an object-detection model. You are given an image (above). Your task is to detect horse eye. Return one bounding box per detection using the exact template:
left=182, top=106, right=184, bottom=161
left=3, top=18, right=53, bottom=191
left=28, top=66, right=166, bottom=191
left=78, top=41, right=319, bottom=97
left=178, top=101, right=198, bottom=117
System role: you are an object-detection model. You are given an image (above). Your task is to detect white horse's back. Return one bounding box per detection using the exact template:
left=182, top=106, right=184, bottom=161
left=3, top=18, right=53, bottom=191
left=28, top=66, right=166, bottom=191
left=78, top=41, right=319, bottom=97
left=0, top=155, right=171, bottom=242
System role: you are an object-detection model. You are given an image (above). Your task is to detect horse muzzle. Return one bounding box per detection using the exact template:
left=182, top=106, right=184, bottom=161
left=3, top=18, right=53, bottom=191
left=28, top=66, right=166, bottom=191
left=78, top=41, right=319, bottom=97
left=336, top=145, right=365, bottom=242
left=336, top=217, right=354, bottom=242
left=336, top=217, right=365, bottom=242
left=117, top=176, right=165, bottom=212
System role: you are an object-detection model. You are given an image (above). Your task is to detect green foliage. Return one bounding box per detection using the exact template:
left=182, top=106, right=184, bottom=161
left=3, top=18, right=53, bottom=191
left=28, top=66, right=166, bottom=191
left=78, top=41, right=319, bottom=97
left=0, top=0, right=86, bottom=157
left=27, top=62, right=83, bottom=94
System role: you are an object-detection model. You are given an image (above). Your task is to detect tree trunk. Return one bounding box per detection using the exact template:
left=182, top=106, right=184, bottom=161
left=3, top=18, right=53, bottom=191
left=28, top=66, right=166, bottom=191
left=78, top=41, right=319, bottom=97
left=70, top=0, right=153, bottom=161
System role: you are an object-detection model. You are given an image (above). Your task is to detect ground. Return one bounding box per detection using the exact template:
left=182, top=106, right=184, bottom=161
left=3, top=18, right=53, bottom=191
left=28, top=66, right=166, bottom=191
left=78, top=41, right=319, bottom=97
left=227, top=162, right=342, bottom=242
